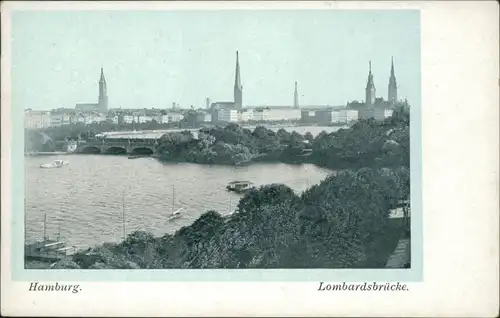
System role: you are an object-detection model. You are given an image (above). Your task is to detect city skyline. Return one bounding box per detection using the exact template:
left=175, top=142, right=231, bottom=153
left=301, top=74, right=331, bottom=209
left=12, top=10, right=420, bottom=110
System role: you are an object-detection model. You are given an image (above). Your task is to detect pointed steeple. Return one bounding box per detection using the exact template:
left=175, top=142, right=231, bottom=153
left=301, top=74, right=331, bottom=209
left=390, top=57, right=395, bottom=77
left=234, top=51, right=241, bottom=88
left=233, top=51, right=243, bottom=109
left=293, top=81, right=299, bottom=109
left=365, top=60, right=376, bottom=105
left=98, top=67, right=108, bottom=112
left=366, top=61, right=375, bottom=89
left=388, top=57, right=398, bottom=104
left=100, top=67, right=106, bottom=83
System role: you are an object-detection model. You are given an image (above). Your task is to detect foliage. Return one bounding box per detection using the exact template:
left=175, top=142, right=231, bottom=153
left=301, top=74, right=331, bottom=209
left=73, top=167, right=409, bottom=270
left=49, top=260, right=81, bottom=269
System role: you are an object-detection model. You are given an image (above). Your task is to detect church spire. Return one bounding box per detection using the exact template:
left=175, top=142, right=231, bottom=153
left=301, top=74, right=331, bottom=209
left=390, top=57, right=395, bottom=77
left=388, top=56, right=398, bottom=104
left=234, top=51, right=241, bottom=88
left=365, top=60, right=376, bottom=106
left=98, top=67, right=108, bottom=112
left=293, top=81, right=299, bottom=109
left=100, top=67, right=105, bottom=82
left=233, top=51, right=243, bottom=109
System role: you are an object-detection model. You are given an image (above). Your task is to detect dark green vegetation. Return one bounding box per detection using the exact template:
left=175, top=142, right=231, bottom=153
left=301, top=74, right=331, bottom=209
left=156, top=103, right=409, bottom=169
left=43, top=104, right=411, bottom=269
left=61, top=166, right=409, bottom=269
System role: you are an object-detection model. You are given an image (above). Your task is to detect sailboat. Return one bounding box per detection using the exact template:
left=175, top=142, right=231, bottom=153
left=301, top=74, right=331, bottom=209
left=24, top=212, right=76, bottom=262
left=228, top=194, right=234, bottom=216
left=167, top=185, right=183, bottom=221
left=121, top=193, right=127, bottom=241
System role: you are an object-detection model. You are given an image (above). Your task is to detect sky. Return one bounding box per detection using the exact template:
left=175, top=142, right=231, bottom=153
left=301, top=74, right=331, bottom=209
left=11, top=10, right=420, bottom=110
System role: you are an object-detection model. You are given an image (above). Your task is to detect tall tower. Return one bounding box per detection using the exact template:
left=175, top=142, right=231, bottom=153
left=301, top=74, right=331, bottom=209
left=388, top=57, right=398, bottom=105
left=365, top=61, right=376, bottom=106
left=233, top=51, right=243, bottom=110
left=293, top=81, right=299, bottom=109
left=98, top=67, right=108, bottom=112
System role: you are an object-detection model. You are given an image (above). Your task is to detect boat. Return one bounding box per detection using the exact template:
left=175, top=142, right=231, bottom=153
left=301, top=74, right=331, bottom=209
left=40, top=159, right=69, bottom=169
left=128, top=155, right=150, bottom=159
left=226, top=181, right=255, bottom=193
left=167, top=208, right=183, bottom=221
left=24, top=212, right=77, bottom=263
left=167, top=186, right=183, bottom=221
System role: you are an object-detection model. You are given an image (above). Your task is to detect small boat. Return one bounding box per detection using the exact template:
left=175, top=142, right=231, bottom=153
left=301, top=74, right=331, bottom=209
left=167, top=208, right=183, bottom=221
left=226, top=181, right=255, bottom=193
left=24, top=213, right=77, bottom=263
left=167, top=186, right=184, bottom=222
left=40, top=159, right=69, bottom=169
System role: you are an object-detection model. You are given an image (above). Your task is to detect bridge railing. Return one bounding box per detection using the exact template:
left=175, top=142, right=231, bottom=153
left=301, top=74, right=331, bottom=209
left=85, top=138, right=158, bottom=145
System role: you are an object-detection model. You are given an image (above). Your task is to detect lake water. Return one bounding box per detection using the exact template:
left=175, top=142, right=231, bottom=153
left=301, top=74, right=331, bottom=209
left=25, top=155, right=333, bottom=249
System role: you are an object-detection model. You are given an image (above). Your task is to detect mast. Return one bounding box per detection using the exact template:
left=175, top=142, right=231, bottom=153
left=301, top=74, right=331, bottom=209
left=43, top=212, right=47, bottom=242
left=57, top=222, right=61, bottom=241
left=172, top=185, right=175, bottom=213
left=122, top=192, right=126, bottom=241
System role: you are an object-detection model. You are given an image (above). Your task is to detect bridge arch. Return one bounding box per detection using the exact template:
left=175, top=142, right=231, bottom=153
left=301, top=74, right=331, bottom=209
left=103, top=146, right=127, bottom=155
left=130, top=147, right=154, bottom=155
left=80, top=146, right=101, bottom=154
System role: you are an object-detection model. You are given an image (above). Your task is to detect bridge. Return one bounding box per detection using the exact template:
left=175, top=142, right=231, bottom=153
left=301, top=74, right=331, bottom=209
left=75, top=138, right=159, bottom=155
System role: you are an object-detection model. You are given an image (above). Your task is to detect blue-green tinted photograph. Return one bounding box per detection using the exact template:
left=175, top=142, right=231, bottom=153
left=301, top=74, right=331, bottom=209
left=14, top=9, right=421, bottom=281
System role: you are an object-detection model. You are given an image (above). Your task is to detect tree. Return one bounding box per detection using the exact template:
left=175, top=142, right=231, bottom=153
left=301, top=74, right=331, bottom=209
left=304, top=132, right=314, bottom=143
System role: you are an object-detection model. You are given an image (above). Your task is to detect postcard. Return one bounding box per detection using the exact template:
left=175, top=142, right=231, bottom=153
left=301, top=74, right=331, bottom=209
left=1, top=1, right=498, bottom=316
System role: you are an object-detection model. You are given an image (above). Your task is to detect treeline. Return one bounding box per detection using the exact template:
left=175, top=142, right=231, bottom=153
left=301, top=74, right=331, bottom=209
left=156, top=103, right=410, bottom=169
left=64, top=166, right=409, bottom=269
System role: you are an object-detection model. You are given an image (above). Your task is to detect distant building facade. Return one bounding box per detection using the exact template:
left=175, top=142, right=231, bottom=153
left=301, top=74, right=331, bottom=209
left=217, top=109, right=239, bottom=122
left=358, top=108, right=394, bottom=121
left=24, top=109, right=51, bottom=129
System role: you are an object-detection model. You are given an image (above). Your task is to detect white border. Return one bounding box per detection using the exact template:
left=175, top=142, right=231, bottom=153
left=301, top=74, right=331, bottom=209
left=2, top=1, right=499, bottom=316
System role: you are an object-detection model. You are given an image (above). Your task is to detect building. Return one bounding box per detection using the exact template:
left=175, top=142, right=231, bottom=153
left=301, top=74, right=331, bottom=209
left=359, top=108, right=393, bottom=121
left=252, top=108, right=271, bottom=121
left=107, top=114, right=119, bottom=124
left=237, top=109, right=253, bottom=122
left=365, top=61, right=376, bottom=106
left=216, top=109, right=238, bottom=122
left=196, top=112, right=212, bottom=123
left=339, top=109, right=359, bottom=123
left=293, top=82, right=299, bottom=109
left=98, top=67, right=108, bottom=112
left=234, top=51, right=243, bottom=110
left=121, top=115, right=135, bottom=124
left=300, top=108, right=358, bottom=125
left=300, top=110, right=317, bottom=124
left=153, top=115, right=170, bottom=124
left=69, top=112, right=106, bottom=125
left=388, top=57, right=398, bottom=105
left=75, top=67, right=109, bottom=113
left=210, top=51, right=243, bottom=112
left=167, top=112, right=184, bottom=122
left=50, top=112, right=72, bottom=127
left=24, top=109, right=51, bottom=129
left=245, top=106, right=301, bottom=121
